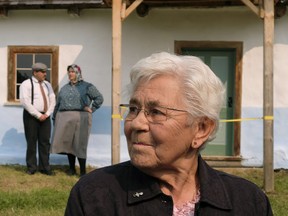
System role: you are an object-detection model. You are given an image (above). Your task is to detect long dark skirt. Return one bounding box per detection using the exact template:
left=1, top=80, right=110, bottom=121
left=51, top=111, right=92, bottom=158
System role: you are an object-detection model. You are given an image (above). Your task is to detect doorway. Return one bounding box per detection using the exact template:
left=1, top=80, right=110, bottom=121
left=175, top=41, right=242, bottom=156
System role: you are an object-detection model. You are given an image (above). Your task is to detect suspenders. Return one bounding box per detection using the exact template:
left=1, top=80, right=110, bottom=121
left=29, top=77, right=49, bottom=105
left=30, top=78, right=34, bottom=105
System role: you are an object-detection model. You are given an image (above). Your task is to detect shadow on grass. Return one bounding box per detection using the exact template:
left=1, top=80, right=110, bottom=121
left=1, top=164, right=70, bottom=174
left=0, top=164, right=98, bottom=176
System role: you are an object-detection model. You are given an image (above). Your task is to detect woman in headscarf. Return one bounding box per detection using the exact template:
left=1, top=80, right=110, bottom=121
left=51, top=64, right=104, bottom=176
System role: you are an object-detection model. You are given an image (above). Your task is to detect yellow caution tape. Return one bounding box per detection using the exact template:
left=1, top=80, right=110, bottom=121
left=220, top=116, right=273, bottom=123
left=112, top=114, right=274, bottom=122
left=112, top=114, right=122, bottom=119
left=263, top=115, right=274, bottom=120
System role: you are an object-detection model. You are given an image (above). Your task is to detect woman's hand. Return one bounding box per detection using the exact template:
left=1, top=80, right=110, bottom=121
left=84, top=106, right=92, bottom=113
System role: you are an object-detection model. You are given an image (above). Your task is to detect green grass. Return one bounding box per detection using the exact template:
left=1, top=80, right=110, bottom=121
left=0, top=165, right=287, bottom=215
left=0, top=165, right=82, bottom=216
left=266, top=170, right=288, bottom=216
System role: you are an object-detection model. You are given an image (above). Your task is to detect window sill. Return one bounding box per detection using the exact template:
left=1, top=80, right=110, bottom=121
left=203, top=155, right=242, bottom=167
left=4, top=102, right=22, bottom=107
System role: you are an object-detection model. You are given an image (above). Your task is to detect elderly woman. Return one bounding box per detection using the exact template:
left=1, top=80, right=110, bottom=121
left=65, top=53, right=272, bottom=215
left=51, top=64, right=103, bottom=176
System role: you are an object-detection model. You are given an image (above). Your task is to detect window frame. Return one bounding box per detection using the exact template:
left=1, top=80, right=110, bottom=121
left=7, top=45, right=59, bottom=103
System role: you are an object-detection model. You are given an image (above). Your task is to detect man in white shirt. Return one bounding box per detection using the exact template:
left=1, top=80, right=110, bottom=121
left=20, top=62, right=56, bottom=175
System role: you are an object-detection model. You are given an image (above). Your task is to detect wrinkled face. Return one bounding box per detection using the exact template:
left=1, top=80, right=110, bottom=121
left=33, top=70, right=47, bottom=82
left=68, top=68, right=77, bottom=83
left=124, top=75, right=197, bottom=171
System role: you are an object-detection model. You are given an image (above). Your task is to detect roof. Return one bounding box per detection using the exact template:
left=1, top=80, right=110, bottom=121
left=0, top=0, right=105, bottom=10
left=0, top=0, right=256, bottom=9
left=0, top=0, right=286, bottom=18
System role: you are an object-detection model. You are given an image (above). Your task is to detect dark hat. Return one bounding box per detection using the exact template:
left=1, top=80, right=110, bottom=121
left=32, top=63, right=47, bottom=71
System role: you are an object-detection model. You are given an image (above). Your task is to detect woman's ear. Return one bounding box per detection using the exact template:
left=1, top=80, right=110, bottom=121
left=192, top=117, right=216, bottom=149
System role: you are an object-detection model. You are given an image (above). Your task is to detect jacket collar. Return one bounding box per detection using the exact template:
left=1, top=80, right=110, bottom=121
left=197, top=155, right=232, bottom=210
left=126, top=156, right=233, bottom=210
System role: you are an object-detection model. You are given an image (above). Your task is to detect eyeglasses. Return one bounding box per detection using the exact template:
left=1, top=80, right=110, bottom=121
left=119, top=104, right=187, bottom=123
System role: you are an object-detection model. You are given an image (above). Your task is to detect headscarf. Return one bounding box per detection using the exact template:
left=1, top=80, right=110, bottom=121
left=67, top=64, right=83, bottom=82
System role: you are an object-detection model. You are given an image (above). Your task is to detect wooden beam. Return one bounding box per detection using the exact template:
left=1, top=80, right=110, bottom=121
left=121, top=0, right=143, bottom=20
left=241, top=0, right=264, bottom=18
left=263, top=0, right=274, bottom=193
left=111, top=0, right=122, bottom=164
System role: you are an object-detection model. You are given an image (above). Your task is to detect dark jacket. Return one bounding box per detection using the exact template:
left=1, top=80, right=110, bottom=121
left=65, top=156, right=273, bottom=216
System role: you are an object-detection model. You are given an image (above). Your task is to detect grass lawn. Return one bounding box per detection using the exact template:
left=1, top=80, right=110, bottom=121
left=0, top=165, right=287, bottom=215
left=0, top=165, right=81, bottom=216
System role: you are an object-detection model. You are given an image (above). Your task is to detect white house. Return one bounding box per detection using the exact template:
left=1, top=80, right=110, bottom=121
left=0, top=0, right=287, bottom=169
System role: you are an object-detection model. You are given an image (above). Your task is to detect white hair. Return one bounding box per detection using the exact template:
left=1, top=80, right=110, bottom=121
left=126, top=52, right=225, bottom=145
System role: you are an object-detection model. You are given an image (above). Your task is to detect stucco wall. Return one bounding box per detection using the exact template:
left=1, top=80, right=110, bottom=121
left=0, top=7, right=287, bottom=168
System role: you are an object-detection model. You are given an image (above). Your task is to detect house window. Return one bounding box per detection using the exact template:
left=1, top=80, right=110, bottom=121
left=8, top=46, right=59, bottom=103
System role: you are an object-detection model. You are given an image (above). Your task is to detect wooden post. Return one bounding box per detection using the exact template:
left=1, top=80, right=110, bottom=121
left=111, top=0, right=142, bottom=164
left=263, top=0, right=274, bottom=192
left=111, top=0, right=122, bottom=164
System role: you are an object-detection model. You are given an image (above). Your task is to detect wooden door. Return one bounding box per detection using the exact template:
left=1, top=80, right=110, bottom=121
left=182, top=49, right=236, bottom=156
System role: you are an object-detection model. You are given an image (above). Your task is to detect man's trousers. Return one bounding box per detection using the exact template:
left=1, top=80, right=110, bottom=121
left=23, top=110, right=51, bottom=172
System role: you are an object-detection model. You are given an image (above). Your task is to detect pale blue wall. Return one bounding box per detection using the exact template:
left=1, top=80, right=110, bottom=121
left=240, top=108, right=288, bottom=168
left=1, top=106, right=288, bottom=168
left=0, top=106, right=130, bottom=167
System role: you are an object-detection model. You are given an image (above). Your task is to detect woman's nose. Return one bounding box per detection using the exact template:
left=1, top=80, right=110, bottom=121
left=130, top=110, right=149, bottom=130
